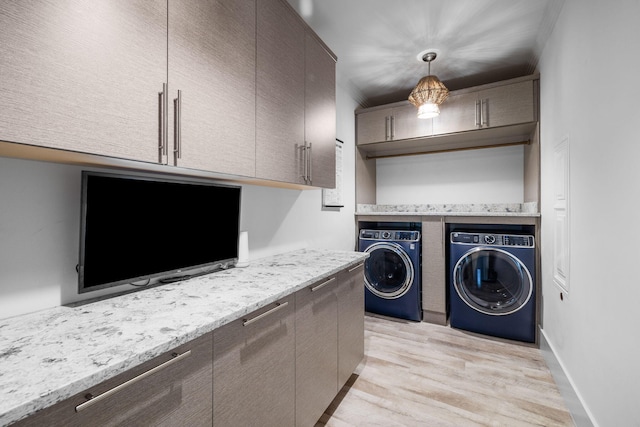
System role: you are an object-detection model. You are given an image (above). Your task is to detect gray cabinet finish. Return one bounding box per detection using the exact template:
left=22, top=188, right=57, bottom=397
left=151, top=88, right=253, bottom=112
left=213, top=295, right=296, bottom=427
left=356, top=104, right=432, bottom=145
left=168, top=0, right=256, bottom=176
left=337, top=263, right=365, bottom=388
left=421, top=218, right=447, bottom=325
left=433, top=79, right=536, bottom=135
left=295, top=276, right=339, bottom=427
left=304, top=32, right=337, bottom=188
left=12, top=333, right=213, bottom=427
left=255, top=0, right=306, bottom=185
left=0, top=0, right=167, bottom=163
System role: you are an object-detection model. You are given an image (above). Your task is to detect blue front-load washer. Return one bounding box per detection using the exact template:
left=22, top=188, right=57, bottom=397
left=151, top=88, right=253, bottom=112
left=449, top=231, right=536, bottom=343
left=358, top=229, right=422, bottom=321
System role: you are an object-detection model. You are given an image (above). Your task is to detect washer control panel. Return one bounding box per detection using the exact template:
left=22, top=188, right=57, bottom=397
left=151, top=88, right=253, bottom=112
left=451, top=232, right=534, bottom=248
left=360, top=229, right=420, bottom=242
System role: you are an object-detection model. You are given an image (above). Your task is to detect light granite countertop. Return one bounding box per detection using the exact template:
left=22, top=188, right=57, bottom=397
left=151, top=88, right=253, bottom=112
left=356, top=203, right=540, bottom=217
left=0, top=249, right=368, bottom=426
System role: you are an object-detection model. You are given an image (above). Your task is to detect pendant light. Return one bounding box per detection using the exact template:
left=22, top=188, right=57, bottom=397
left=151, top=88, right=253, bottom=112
left=408, top=52, right=449, bottom=119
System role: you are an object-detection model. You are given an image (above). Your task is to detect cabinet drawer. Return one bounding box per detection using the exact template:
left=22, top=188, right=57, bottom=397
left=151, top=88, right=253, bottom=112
left=12, top=333, right=213, bottom=427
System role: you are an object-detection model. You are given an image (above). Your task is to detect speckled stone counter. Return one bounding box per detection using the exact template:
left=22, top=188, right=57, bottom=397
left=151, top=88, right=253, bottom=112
left=0, top=249, right=368, bottom=426
left=356, top=203, right=540, bottom=217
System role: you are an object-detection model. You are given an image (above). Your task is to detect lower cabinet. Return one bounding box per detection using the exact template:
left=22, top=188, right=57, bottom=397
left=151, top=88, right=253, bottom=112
left=337, top=262, right=365, bottom=388
left=213, top=294, right=296, bottom=427
left=12, top=265, right=365, bottom=427
left=12, top=333, right=213, bottom=427
left=295, top=275, right=339, bottom=426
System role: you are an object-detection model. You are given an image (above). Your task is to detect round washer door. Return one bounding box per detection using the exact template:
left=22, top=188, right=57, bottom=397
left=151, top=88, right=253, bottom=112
left=453, top=247, right=533, bottom=315
left=363, top=241, right=414, bottom=299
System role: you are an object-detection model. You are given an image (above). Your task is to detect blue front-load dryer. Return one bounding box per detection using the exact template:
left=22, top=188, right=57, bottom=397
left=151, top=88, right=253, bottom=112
left=358, top=229, right=422, bottom=321
left=449, top=231, right=536, bottom=343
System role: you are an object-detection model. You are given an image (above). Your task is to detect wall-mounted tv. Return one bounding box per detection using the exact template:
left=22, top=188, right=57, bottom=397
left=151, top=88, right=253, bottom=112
left=78, top=171, right=241, bottom=293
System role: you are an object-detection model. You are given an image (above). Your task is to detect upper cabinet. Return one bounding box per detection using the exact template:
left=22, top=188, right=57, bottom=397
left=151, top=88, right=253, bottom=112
left=0, top=0, right=167, bottom=163
left=433, top=79, right=536, bottom=135
left=0, top=0, right=337, bottom=189
left=168, top=0, right=256, bottom=177
left=255, top=0, right=306, bottom=185
left=355, top=75, right=538, bottom=158
left=256, top=0, right=337, bottom=188
left=304, top=31, right=337, bottom=188
left=356, top=103, right=432, bottom=145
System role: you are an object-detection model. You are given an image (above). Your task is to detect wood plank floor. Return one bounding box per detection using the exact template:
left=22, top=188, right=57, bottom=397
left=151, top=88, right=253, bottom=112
left=317, top=314, right=574, bottom=427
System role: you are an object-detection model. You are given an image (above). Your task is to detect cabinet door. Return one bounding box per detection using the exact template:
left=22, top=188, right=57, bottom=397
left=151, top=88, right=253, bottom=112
left=13, top=334, right=212, bottom=427
left=0, top=0, right=166, bottom=163
left=213, top=295, right=295, bottom=427
left=255, top=0, right=305, bottom=184
left=168, top=0, right=256, bottom=176
left=305, top=32, right=336, bottom=188
left=295, top=276, right=339, bottom=426
left=356, top=108, right=392, bottom=145
left=337, top=263, right=365, bottom=389
left=478, top=80, right=535, bottom=128
left=392, top=104, right=433, bottom=140
left=432, top=90, right=479, bottom=135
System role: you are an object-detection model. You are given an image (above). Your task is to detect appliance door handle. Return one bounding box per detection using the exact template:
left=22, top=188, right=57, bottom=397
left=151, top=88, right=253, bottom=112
left=243, top=301, right=289, bottom=326
left=75, top=350, right=192, bottom=412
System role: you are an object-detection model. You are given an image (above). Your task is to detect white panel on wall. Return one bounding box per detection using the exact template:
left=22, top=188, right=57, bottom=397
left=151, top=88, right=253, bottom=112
left=553, top=137, right=570, bottom=293
left=375, top=145, right=524, bottom=204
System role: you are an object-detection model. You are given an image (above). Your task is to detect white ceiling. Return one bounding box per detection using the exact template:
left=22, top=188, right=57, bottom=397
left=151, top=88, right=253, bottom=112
left=286, top=0, right=565, bottom=106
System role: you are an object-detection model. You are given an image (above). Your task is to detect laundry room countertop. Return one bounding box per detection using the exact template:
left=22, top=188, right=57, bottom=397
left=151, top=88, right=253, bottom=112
left=356, top=203, right=540, bottom=217
left=0, top=248, right=368, bottom=426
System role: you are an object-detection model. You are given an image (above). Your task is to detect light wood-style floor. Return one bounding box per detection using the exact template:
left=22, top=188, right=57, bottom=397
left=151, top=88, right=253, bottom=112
left=317, top=315, right=574, bottom=427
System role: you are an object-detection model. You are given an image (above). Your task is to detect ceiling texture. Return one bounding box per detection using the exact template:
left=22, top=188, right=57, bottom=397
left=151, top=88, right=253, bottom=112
left=286, top=0, right=565, bottom=107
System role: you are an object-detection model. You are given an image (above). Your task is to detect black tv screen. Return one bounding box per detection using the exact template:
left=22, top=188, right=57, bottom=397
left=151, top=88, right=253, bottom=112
left=78, top=171, right=241, bottom=293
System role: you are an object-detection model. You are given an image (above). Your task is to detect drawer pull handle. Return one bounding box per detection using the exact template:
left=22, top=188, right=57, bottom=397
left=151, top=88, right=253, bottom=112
left=310, top=277, right=336, bottom=292
left=348, top=263, right=364, bottom=273
left=75, top=350, right=192, bottom=413
left=243, top=301, right=289, bottom=326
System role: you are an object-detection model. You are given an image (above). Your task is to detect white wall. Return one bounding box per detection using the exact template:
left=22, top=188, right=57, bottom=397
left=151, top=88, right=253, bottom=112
left=0, top=82, right=359, bottom=320
left=539, top=1, right=640, bottom=425
left=376, top=145, right=524, bottom=204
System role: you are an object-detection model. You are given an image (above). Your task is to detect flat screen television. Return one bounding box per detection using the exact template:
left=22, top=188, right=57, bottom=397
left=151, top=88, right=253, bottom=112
left=78, top=171, right=241, bottom=293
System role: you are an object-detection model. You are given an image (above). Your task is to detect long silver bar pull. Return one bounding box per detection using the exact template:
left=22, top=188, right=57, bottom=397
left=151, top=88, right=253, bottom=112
left=301, top=143, right=308, bottom=183
left=310, top=276, right=336, bottom=292
left=173, top=90, right=182, bottom=163
left=348, top=263, right=364, bottom=273
left=75, top=350, right=192, bottom=412
left=158, top=83, right=168, bottom=163
left=385, top=116, right=390, bottom=140
left=307, top=142, right=312, bottom=184
left=481, top=98, right=488, bottom=126
left=475, top=99, right=481, bottom=127
left=243, top=301, right=289, bottom=326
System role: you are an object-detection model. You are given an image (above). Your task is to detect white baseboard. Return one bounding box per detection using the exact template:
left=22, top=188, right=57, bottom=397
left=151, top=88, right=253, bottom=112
left=539, top=327, right=596, bottom=427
